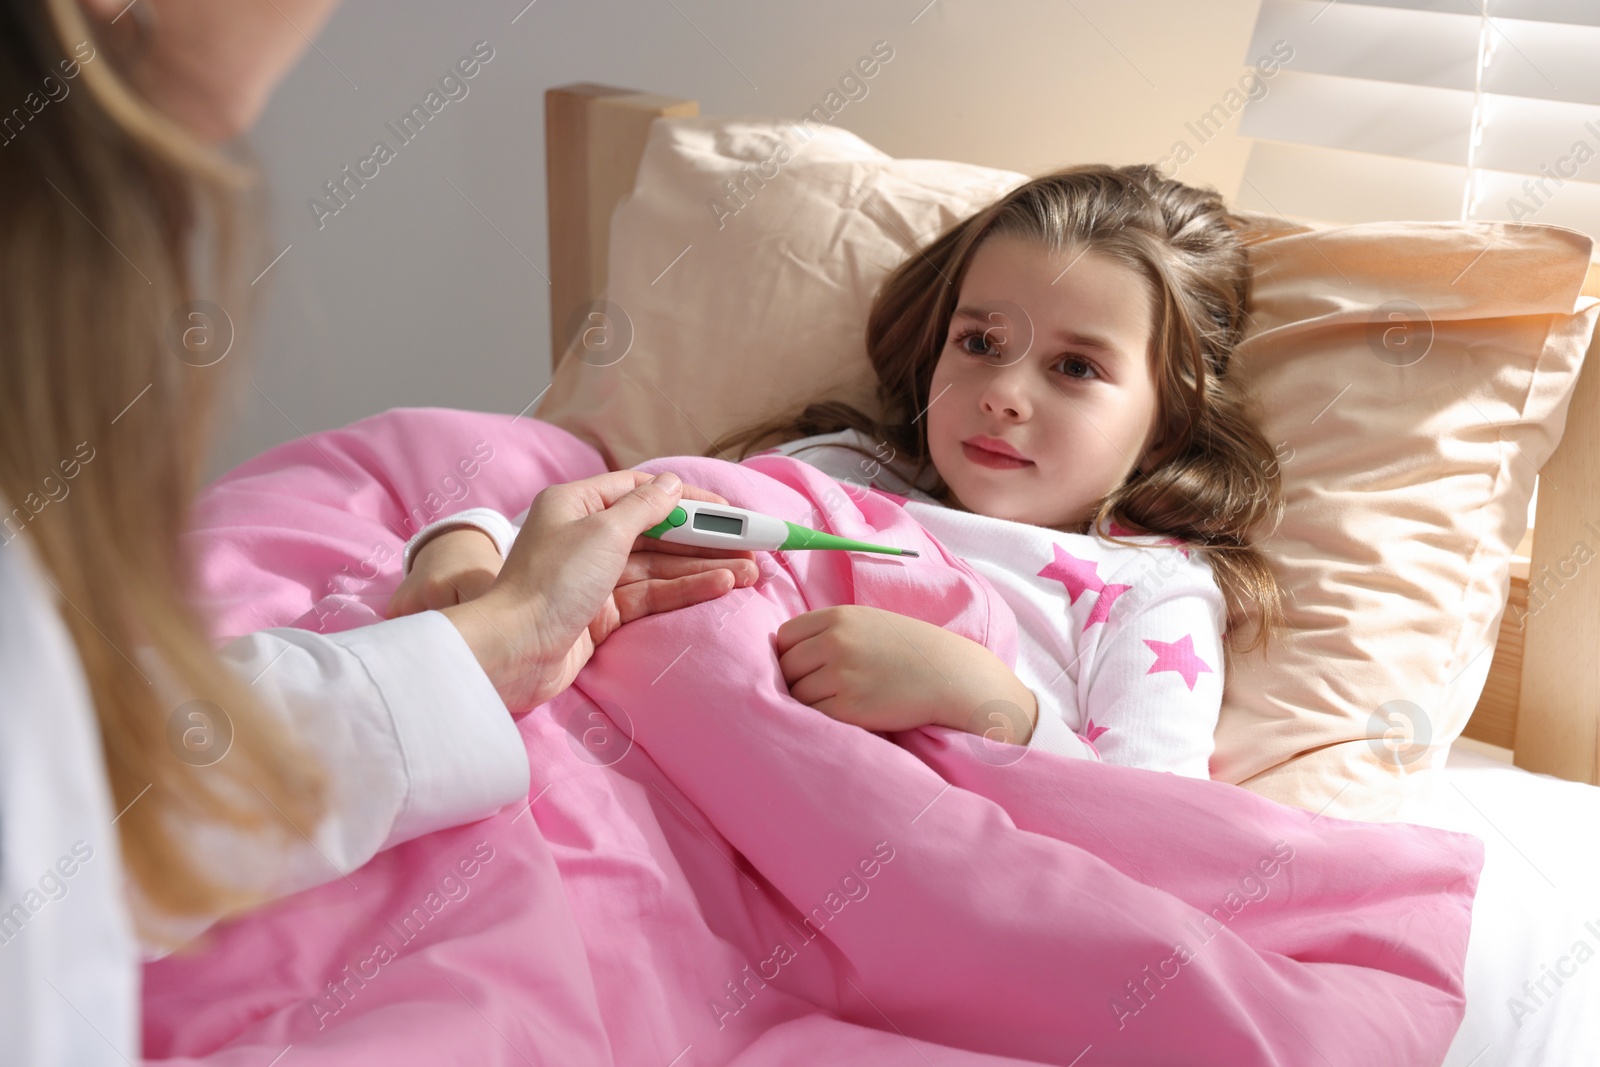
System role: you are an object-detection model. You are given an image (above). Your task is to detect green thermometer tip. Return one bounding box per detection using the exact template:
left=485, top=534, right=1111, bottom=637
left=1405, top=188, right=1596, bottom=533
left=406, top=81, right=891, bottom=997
left=781, top=521, right=919, bottom=557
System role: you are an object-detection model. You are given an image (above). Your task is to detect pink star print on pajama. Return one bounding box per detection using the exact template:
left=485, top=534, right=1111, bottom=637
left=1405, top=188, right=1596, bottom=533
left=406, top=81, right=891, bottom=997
left=1143, top=634, right=1214, bottom=691
left=1036, top=543, right=1135, bottom=632
left=1028, top=533, right=1224, bottom=775
left=1037, top=546, right=1215, bottom=689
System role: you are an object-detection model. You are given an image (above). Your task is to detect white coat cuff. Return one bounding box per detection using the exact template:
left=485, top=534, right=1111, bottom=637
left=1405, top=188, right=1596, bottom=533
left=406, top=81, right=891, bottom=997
left=326, top=609, right=530, bottom=845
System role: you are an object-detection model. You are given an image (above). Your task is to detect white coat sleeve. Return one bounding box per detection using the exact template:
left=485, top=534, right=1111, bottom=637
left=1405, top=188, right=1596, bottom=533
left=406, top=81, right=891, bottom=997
left=157, top=610, right=532, bottom=924
left=0, top=534, right=143, bottom=1066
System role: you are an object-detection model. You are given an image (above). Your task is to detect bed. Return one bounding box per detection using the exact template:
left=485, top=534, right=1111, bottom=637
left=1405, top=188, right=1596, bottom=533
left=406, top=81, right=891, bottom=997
left=138, top=87, right=1600, bottom=1066
left=533, top=85, right=1600, bottom=1064
left=538, top=83, right=1600, bottom=789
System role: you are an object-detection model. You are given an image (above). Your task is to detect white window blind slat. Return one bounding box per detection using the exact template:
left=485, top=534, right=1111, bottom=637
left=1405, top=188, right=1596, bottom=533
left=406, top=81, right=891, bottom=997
left=1240, top=139, right=1600, bottom=238
left=1483, top=17, right=1600, bottom=107
left=1342, top=0, right=1600, bottom=30
left=1245, top=0, right=1482, bottom=93
left=1470, top=165, right=1600, bottom=231
left=1239, top=69, right=1475, bottom=166
left=1237, top=141, right=1469, bottom=225
left=1475, top=93, right=1600, bottom=184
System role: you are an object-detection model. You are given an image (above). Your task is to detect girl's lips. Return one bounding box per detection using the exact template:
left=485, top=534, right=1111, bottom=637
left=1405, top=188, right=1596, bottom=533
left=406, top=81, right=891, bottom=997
left=962, top=441, right=1034, bottom=470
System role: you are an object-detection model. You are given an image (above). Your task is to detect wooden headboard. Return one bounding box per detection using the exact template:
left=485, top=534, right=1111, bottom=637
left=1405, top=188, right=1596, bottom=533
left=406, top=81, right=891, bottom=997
left=542, top=82, right=1600, bottom=786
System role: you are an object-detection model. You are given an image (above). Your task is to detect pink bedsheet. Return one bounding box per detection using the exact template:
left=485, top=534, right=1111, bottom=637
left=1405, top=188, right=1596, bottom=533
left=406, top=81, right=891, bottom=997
left=144, top=407, right=1483, bottom=1066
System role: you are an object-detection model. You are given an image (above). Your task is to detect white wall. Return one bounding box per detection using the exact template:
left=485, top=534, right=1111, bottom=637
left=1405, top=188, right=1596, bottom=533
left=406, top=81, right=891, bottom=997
left=211, top=0, right=1266, bottom=478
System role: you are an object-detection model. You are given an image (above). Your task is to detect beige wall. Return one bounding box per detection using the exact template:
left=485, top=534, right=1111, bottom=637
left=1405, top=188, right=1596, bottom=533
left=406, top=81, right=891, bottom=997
left=213, top=0, right=1265, bottom=477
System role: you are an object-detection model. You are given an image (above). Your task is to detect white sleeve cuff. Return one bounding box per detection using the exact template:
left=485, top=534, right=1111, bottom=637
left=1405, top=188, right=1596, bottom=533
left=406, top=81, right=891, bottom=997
left=402, top=508, right=519, bottom=574
left=325, top=609, right=530, bottom=846
left=1026, top=687, right=1097, bottom=761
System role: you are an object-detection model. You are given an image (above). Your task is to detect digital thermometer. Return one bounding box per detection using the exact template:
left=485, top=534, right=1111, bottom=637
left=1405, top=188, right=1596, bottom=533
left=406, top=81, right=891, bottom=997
left=642, top=500, right=918, bottom=557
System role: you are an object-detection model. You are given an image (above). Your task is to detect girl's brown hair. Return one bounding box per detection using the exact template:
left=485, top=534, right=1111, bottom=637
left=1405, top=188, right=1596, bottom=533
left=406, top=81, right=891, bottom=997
left=713, top=164, right=1287, bottom=659
left=1, top=0, right=325, bottom=938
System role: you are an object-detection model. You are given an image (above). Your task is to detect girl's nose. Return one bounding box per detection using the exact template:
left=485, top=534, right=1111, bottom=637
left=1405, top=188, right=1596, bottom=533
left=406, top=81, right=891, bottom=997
left=980, top=367, right=1031, bottom=420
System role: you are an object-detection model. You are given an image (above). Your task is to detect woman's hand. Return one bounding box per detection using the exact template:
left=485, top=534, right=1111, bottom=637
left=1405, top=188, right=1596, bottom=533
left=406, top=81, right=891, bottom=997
left=440, top=471, right=758, bottom=712
left=774, top=606, right=1039, bottom=743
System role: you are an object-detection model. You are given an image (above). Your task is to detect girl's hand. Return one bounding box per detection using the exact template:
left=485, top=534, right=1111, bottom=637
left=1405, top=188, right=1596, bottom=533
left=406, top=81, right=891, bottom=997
left=387, top=529, right=505, bottom=618
left=774, top=606, right=1040, bottom=742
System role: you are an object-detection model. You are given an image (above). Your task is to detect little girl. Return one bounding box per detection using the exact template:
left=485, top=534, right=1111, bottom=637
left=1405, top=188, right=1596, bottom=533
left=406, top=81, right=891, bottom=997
left=392, top=164, right=1287, bottom=779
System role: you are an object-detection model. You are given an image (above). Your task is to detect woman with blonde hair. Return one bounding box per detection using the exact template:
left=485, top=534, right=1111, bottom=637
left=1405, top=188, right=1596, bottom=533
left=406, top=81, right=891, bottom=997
left=0, top=1, right=754, bottom=1060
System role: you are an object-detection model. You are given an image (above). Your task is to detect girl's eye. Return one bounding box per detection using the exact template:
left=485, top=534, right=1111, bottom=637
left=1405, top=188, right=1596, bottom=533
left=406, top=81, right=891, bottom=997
left=953, top=329, right=999, bottom=358
left=1054, top=356, right=1100, bottom=380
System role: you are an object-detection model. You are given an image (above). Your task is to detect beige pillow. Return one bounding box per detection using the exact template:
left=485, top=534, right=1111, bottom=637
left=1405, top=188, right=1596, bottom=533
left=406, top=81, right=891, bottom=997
left=537, top=116, right=1599, bottom=820
left=1222, top=215, right=1597, bottom=820
left=537, top=118, right=1026, bottom=470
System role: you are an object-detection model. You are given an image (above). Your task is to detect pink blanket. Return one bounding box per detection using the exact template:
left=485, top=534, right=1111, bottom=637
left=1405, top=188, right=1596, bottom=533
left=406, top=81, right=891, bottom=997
left=145, top=407, right=1483, bottom=1066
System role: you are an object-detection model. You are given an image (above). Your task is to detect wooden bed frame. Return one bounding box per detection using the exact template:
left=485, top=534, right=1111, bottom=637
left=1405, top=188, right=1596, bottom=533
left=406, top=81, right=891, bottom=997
left=542, top=82, right=1600, bottom=786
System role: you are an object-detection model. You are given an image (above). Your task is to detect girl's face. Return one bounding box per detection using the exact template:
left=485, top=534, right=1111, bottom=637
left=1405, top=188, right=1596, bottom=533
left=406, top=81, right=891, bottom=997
left=926, top=233, right=1165, bottom=531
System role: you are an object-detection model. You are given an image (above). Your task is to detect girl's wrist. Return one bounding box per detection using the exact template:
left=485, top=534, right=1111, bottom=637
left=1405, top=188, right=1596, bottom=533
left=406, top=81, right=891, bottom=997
left=1009, top=684, right=1040, bottom=745
left=936, top=647, right=1039, bottom=745
left=960, top=680, right=1038, bottom=745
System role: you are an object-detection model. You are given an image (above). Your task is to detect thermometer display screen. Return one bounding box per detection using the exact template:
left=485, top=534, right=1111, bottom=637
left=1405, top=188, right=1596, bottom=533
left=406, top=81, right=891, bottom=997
left=692, top=512, right=744, bottom=536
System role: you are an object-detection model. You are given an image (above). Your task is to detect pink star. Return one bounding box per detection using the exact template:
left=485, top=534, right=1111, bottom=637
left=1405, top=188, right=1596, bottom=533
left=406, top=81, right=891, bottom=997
left=1159, top=537, right=1191, bottom=559
left=1078, top=719, right=1107, bottom=759
left=1082, top=582, right=1133, bottom=631
left=1143, top=634, right=1213, bottom=691
left=1037, top=544, right=1103, bottom=603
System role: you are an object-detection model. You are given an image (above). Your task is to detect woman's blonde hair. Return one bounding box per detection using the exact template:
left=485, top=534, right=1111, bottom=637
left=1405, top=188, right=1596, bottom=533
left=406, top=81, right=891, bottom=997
left=714, top=164, right=1288, bottom=659
left=1, top=0, right=325, bottom=937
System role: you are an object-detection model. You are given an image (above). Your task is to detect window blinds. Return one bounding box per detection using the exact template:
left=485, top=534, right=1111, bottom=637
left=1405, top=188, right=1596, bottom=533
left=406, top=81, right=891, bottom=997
left=1236, top=0, right=1600, bottom=237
